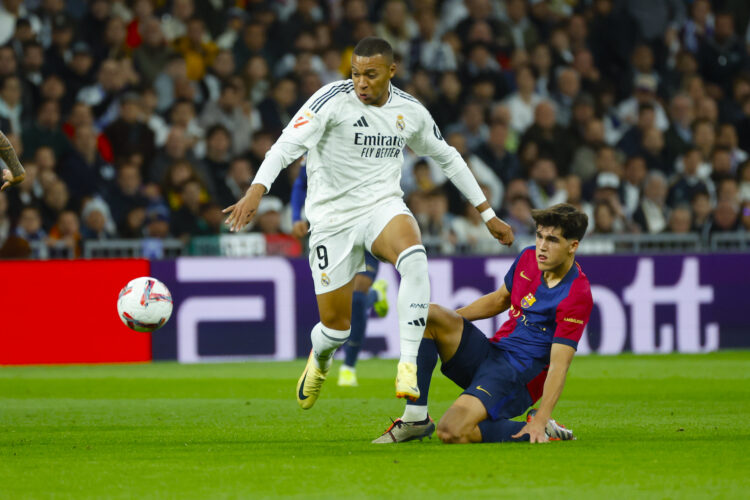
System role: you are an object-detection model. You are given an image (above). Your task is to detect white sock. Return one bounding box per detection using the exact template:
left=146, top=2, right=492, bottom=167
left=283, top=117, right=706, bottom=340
left=310, top=322, right=350, bottom=369
left=402, top=405, right=428, bottom=422
left=396, top=245, right=430, bottom=365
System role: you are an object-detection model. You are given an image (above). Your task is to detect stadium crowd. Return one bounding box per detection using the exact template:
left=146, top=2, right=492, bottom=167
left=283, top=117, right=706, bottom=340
left=1, top=0, right=750, bottom=258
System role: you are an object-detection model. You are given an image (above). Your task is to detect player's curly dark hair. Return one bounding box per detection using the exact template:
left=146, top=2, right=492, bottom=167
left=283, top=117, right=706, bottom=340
left=353, top=37, right=394, bottom=64
left=531, top=203, right=589, bottom=241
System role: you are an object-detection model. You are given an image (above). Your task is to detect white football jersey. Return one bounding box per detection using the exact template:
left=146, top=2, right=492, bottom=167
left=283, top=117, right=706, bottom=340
left=254, top=80, right=483, bottom=230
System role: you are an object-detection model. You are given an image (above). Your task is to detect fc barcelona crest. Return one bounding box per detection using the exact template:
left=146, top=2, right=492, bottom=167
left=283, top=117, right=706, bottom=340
left=521, top=293, right=536, bottom=309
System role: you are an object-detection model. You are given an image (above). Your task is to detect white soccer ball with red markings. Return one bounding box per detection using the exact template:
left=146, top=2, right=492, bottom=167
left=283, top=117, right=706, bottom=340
left=117, top=277, right=173, bottom=332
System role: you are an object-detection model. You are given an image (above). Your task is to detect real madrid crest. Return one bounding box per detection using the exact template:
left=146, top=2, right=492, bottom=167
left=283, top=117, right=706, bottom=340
left=396, top=114, right=405, bottom=131
left=321, top=273, right=330, bottom=287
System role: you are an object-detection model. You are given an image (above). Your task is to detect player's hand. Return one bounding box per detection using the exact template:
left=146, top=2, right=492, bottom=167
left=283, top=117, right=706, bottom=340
left=485, top=217, right=514, bottom=246
left=291, top=220, right=309, bottom=239
left=222, top=184, right=265, bottom=232
left=1, top=168, right=25, bottom=191
left=512, top=420, right=549, bottom=444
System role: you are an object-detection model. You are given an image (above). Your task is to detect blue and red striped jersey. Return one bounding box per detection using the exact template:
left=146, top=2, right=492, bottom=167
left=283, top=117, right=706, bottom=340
left=491, top=246, right=593, bottom=372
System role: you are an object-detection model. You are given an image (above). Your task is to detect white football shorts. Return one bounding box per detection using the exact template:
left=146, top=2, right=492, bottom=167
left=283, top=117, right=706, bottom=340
left=308, top=197, right=412, bottom=294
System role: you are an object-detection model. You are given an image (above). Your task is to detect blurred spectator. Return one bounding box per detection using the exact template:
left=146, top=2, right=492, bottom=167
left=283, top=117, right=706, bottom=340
left=20, top=41, right=44, bottom=111
left=739, top=161, right=750, bottom=202
left=528, top=157, right=566, bottom=209
left=243, top=55, right=271, bottom=106
left=200, top=49, right=236, bottom=103
left=616, top=74, right=670, bottom=133
left=618, top=102, right=657, bottom=157
left=429, top=72, right=463, bottom=132
left=716, top=123, right=748, bottom=170
left=39, top=178, right=70, bottom=230
left=552, top=67, right=580, bottom=127
left=5, top=162, right=42, bottom=220
left=697, top=12, right=747, bottom=96
left=711, top=147, right=735, bottom=184
left=497, top=0, right=539, bottom=54
left=60, top=125, right=114, bottom=206
left=161, top=0, right=194, bottom=42
left=170, top=178, right=211, bottom=240
left=150, top=127, right=200, bottom=186
left=109, top=160, right=148, bottom=229
left=666, top=205, right=693, bottom=235
left=143, top=202, right=171, bottom=239
left=474, top=120, right=521, bottom=185
left=104, top=92, right=156, bottom=170
left=503, top=194, right=535, bottom=237
left=63, top=42, right=97, bottom=110
left=81, top=197, right=116, bottom=240
left=664, top=93, right=694, bottom=164
left=707, top=200, right=739, bottom=235
left=633, top=171, right=669, bottom=234
left=200, top=81, right=258, bottom=156
left=22, top=99, right=69, bottom=159
left=503, top=65, right=541, bottom=134
left=640, top=127, right=670, bottom=175
left=133, top=17, right=175, bottom=86
left=234, top=22, right=272, bottom=72
left=0, top=0, right=40, bottom=46
left=567, top=93, right=596, bottom=150
left=531, top=44, right=553, bottom=97
left=258, top=77, right=298, bottom=135
left=254, top=196, right=302, bottom=257
left=681, top=0, right=713, bottom=54
left=375, top=0, right=416, bottom=60
left=43, top=13, right=75, bottom=77
left=47, top=209, right=81, bottom=257
left=173, top=17, right=219, bottom=81
left=588, top=0, right=638, bottom=95
left=691, top=190, right=713, bottom=234
left=0, top=43, right=17, bottom=81
left=0, top=75, right=27, bottom=135
left=521, top=101, right=574, bottom=175
left=198, top=124, right=232, bottom=195
left=216, top=8, right=247, bottom=50
left=446, top=101, right=488, bottom=153
left=168, top=99, right=203, bottom=156
left=570, top=119, right=605, bottom=183
left=591, top=200, right=618, bottom=235
left=668, top=148, right=712, bottom=209
left=564, top=174, right=594, bottom=233
left=77, top=59, right=128, bottom=129
left=217, top=156, right=254, bottom=209
left=407, top=9, right=457, bottom=74
left=445, top=132, right=502, bottom=211
left=14, top=205, right=46, bottom=255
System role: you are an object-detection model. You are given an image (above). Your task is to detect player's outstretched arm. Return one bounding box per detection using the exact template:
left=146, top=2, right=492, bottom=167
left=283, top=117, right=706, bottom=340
left=456, top=283, right=511, bottom=321
left=0, top=131, right=25, bottom=191
left=512, top=343, right=575, bottom=443
left=222, top=184, right=265, bottom=232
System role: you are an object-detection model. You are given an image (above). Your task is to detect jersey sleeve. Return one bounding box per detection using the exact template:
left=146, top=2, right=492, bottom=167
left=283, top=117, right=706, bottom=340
left=553, top=275, right=593, bottom=350
left=252, top=83, right=343, bottom=191
left=290, top=165, right=308, bottom=222
left=405, top=106, right=485, bottom=207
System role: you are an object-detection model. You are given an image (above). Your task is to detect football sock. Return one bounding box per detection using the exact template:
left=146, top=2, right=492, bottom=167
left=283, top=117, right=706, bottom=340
left=366, top=288, right=378, bottom=309
left=407, top=338, right=437, bottom=406
left=344, top=291, right=368, bottom=367
left=310, top=322, right=350, bottom=369
left=395, top=245, right=430, bottom=365
left=477, top=419, right=528, bottom=443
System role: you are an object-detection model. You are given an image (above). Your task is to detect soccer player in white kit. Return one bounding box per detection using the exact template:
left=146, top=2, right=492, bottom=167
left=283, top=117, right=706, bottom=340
left=223, top=37, right=514, bottom=409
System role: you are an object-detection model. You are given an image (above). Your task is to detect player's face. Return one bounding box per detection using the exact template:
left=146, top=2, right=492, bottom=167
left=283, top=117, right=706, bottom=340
left=535, top=226, right=578, bottom=272
left=351, top=54, right=396, bottom=107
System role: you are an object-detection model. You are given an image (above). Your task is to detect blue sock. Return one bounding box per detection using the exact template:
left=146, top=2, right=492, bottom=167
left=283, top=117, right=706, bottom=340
left=477, top=419, right=528, bottom=442
left=407, top=337, right=438, bottom=408
left=366, top=288, right=378, bottom=309
left=344, top=291, right=368, bottom=367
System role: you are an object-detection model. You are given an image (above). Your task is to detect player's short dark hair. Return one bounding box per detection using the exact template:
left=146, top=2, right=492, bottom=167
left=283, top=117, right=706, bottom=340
left=353, top=37, right=394, bottom=64
left=531, top=203, right=589, bottom=242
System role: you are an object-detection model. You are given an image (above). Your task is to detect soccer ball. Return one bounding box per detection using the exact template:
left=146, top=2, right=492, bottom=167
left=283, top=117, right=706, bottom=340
left=117, top=277, right=173, bottom=332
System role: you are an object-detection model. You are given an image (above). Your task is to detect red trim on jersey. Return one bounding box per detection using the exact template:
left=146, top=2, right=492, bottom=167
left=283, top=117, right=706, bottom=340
left=553, top=262, right=593, bottom=346
left=492, top=248, right=540, bottom=342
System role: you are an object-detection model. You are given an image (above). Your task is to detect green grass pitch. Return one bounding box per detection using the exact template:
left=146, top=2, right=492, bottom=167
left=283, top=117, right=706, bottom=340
left=1, top=352, right=749, bottom=499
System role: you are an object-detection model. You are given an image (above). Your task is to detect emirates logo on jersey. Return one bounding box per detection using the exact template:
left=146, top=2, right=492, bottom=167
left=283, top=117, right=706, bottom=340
left=521, top=293, right=537, bottom=309
left=396, top=114, right=405, bottom=131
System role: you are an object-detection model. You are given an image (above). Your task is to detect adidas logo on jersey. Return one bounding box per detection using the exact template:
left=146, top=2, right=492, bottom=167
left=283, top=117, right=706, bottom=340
left=407, top=318, right=426, bottom=326
left=353, top=116, right=369, bottom=127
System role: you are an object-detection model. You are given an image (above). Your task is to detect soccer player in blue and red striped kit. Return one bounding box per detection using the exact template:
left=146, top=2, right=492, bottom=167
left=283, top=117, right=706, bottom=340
left=374, top=203, right=593, bottom=444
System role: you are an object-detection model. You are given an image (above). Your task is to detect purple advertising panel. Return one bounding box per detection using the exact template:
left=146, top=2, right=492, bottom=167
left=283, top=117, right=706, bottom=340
left=150, top=253, right=750, bottom=362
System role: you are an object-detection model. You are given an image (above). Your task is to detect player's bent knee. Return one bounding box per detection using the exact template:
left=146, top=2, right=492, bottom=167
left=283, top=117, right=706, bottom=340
left=395, top=245, right=428, bottom=278
left=436, top=420, right=468, bottom=444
